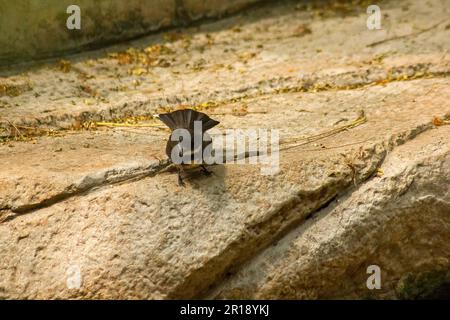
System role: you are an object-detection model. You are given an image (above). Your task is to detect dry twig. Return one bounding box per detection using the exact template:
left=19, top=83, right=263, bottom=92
left=367, top=19, right=447, bottom=47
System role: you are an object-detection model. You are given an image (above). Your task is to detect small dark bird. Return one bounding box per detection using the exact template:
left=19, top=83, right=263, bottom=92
left=158, top=109, right=220, bottom=185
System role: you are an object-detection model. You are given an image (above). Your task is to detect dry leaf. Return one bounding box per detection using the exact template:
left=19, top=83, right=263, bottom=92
left=129, top=67, right=147, bottom=76
left=376, top=168, right=384, bottom=177
left=432, top=116, right=444, bottom=126
left=232, top=105, right=249, bottom=116
left=58, top=59, right=72, bottom=73
left=293, top=24, right=312, bottom=37
left=83, top=99, right=95, bottom=105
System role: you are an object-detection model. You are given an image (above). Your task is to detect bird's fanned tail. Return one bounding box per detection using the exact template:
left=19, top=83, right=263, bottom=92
left=158, top=109, right=220, bottom=131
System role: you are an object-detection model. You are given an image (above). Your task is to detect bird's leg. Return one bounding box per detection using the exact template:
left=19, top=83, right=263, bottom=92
left=178, top=167, right=186, bottom=187
left=201, top=165, right=212, bottom=176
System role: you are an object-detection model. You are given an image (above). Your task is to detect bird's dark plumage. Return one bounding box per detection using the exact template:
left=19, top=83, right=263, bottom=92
left=158, top=109, right=220, bottom=185
left=158, top=109, right=220, bottom=132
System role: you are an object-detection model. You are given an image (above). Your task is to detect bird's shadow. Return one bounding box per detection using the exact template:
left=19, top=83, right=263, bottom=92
left=181, top=164, right=230, bottom=213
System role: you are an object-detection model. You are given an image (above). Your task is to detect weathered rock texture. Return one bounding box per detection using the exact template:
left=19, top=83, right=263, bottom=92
left=0, top=0, right=449, bottom=299
left=210, top=126, right=450, bottom=299
left=0, top=0, right=263, bottom=66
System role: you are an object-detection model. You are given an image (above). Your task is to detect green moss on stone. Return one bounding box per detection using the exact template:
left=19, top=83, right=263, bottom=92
left=396, top=270, right=450, bottom=300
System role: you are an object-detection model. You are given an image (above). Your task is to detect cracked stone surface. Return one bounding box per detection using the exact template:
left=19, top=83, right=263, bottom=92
left=0, top=0, right=450, bottom=299
left=209, top=125, right=450, bottom=299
